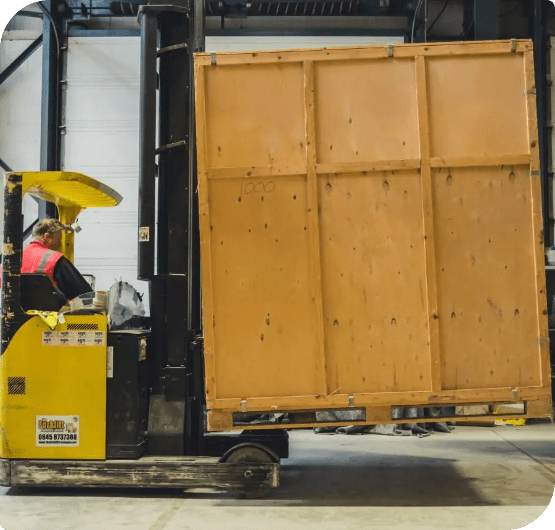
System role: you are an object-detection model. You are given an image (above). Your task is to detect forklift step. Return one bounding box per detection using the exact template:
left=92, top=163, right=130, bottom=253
left=0, top=456, right=279, bottom=490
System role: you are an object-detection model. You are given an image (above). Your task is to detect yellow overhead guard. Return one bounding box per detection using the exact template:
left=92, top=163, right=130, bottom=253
left=8, top=171, right=123, bottom=262
left=17, top=171, right=122, bottom=210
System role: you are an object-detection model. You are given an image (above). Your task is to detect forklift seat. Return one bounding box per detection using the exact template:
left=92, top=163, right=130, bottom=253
left=20, top=273, right=66, bottom=312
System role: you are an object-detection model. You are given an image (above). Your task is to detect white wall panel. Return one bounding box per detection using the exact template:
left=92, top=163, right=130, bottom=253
left=205, top=35, right=404, bottom=52
left=0, top=37, right=42, bottom=238
left=62, top=37, right=146, bottom=303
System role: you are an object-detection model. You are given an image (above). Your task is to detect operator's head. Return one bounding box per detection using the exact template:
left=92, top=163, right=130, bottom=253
left=32, top=218, right=70, bottom=252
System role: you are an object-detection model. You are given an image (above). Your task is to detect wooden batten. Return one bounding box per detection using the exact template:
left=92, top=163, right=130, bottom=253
left=303, top=60, right=328, bottom=396
left=415, top=55, right=442, bottom=392
left=524, top=49, right=551, bottom=390
left=195, top=39, right=533, bottom=67
left=194, top=63, right=217, bottom=401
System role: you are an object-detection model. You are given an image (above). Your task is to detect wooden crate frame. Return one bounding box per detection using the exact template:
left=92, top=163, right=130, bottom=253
left=194, top=40, right=552, bottom=430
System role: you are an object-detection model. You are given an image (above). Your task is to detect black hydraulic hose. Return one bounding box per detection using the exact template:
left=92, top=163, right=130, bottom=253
left=37, top=2, right=60, bottom=56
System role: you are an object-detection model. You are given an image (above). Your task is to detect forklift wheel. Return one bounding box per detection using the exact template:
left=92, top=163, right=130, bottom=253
left=220, top=443, right=279, bottom=499
left=219, top=442, right=279, bottom=464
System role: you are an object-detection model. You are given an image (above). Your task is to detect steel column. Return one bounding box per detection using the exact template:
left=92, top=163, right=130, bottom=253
left=534, top=0, right=552, bottom=246
left=39, top=0, right=64, bottom=219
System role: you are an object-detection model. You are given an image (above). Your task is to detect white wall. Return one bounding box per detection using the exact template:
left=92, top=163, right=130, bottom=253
left=206, top=35, right=404, bottom=52
left=0, top=35, right=42, bottom=240
left=62, top=37, right=145, bottom=301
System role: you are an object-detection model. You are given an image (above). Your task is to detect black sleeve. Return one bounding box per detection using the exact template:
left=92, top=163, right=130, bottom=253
left=52, top=257, right=93, bottom=301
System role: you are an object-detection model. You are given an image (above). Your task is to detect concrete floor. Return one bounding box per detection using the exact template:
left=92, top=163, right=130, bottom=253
left=0, top=423, right=554, bottom=530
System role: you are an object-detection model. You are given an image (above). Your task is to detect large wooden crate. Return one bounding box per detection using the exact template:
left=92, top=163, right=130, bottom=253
left=194, top=40, right=552, bottom=431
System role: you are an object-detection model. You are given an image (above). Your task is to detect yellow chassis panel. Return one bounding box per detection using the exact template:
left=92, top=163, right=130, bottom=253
left=0, top=315, right=107, bottom=459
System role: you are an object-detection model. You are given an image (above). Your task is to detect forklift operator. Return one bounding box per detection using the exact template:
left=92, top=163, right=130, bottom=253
left=21, top=218, right=92, bottom=301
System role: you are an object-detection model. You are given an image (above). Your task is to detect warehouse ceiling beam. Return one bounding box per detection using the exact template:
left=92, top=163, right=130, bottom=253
left=64, top=0, right=411, bottom=18
left=0, top=36, right=43, bottom=87
left=18, top=10, right=45, bottom=18
left=67, top=0, right=145, bottom=17
left=239, top=1, right=361, bottom=17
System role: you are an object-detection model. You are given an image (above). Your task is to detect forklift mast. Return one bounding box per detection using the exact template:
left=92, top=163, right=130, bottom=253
left=131, top=0, right=287, bottom=460
left=1, top=173, right=30, bottom=353
left=137, top=0, right=204, bottom=456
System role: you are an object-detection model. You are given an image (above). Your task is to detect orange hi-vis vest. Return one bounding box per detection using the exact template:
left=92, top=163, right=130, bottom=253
left=21, top=240, right=64, bottom=285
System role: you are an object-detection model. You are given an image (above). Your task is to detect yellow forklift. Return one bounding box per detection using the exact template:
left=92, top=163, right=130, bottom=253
left=1, top=1, right=289, bottom=494
left=0, top=171, right=283, bottom=493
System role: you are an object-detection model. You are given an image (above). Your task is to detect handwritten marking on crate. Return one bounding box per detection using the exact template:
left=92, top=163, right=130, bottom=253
left=42, top=331, right=106, bottom=347
left=240, top=181, right=276, bottom=198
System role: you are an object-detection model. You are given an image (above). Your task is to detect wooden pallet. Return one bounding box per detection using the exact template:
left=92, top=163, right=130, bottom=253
left=207, top=396, right=552, bottom=431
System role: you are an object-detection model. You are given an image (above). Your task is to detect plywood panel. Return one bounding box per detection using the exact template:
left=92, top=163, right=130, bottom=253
left=314, top=59, right=419, bottom=165
left=204, top=63, right=306, bottom=170
left=427, top=55, right=529, bottom=159
left=208, top=175, right=323, bottom=398
left=434, top=166, right=541, bottom=389
left=319, top=171, right=431, bottom=393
